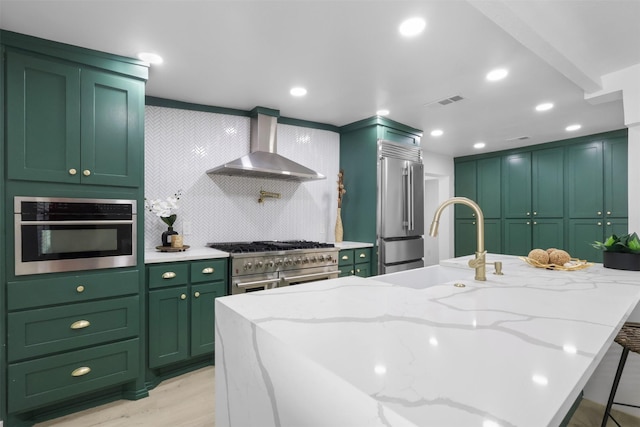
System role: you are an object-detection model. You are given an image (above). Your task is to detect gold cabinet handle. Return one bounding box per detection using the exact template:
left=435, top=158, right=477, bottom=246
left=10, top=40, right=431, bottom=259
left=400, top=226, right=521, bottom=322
left=350, top=270, right=354, bottom=275
left=162, top=272, right=176, bottom=279
left=68, top=168, right=77, bottom=175
left=607, top=221, right=612, bottom=226
left=201, top=267, right=214, bottom=274
left=356, top=268, right=361, bottom=273
left=359, top=253, right=366, bottom=258
left=526, top=212, right=530, bottom=216
left=180, top=293, right=187, bottom=300
left=70, top=320, right=91, bottom=330
left=526, top=221, right=530, bottom=225
left=597, top=222, right=602, bottom=226
left=194, top=291, right=201, bottom=298
left=533, top=221, right=537, bottom=225
left=607, top=211, right=612, bottom=215
left=83, top=169, right=91, bottom=176
left=533, top=212, right=537, bottom=216
left=76, top=285, right=85, bottom=293
left=341, top=255, right=348, bottom=260
left=71, top=366, right=91, bottom=377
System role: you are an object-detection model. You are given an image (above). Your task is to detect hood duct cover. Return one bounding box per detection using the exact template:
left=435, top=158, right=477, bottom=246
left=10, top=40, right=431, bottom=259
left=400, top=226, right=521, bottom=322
left=206, top=112, right=325, bottom=181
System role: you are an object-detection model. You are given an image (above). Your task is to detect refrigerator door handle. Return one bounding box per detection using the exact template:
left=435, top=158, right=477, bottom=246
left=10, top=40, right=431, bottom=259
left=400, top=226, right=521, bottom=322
left=403, top=165, right=410, bottom=230
left=408, top=163, right=414, bottom=231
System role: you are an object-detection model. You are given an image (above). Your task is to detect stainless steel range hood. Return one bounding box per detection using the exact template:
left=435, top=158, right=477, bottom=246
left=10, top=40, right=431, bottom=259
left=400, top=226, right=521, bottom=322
left=206, top=111, right=325, bottom=181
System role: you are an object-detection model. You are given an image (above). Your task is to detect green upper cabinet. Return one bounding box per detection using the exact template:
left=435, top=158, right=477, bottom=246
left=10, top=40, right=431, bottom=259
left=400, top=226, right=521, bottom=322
left=567, top=142, right=604, bottom=218
left=6, top=48, right=144, bottom=187
left=454, top=157, right=500, bottom=219
left=502, top=152, right=531, bottom=218
left=502, top=147, right=563, bottom=219
left=603, top=138, right=628, bottom=218
left=454, top=160, right=476, bottom=219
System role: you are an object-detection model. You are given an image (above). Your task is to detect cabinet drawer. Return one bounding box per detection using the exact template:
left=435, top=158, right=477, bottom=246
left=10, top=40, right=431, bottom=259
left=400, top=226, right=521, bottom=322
left=338, top=250, right=354, bottom=266
left=354, top=248, right=371, bottom=264
left=8, top=338, right=139, bottom=413
left=8, top=296, right=139, bottom=362
left=7, top=270, right=139, bottom=310
left=190, top=259, right=227, bottom=283
left=148, top=263, right=189, bottom=289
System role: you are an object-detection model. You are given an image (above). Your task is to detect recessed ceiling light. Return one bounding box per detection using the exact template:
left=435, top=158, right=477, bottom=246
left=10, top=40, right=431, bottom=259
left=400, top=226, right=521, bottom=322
left=376, top=109, right=390, bottom=116
left=486, top=68, right=508, bottom=81
left=137, top=52, right=163, bottom=65
left=474, top=142, right=486, bottom=149
left=566, top=124, right=582, bottom=131
left=290, top=87, right=307, bottom=97
left=535, top=102, right=554, bottom=112
left=430, top=129, right=443, bottom=137
left=399, top=17, right=426, bottom=37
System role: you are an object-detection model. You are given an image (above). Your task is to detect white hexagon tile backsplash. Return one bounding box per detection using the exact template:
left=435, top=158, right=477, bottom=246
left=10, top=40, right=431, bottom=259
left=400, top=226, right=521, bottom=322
left=144, top=106, right=340, bottom=249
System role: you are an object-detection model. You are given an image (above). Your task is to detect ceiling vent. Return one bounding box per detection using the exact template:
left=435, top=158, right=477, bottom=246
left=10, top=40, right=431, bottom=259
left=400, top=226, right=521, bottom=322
left=424, top=95, right=465, bottom=108
left=505, top=135, right=530, bottom=142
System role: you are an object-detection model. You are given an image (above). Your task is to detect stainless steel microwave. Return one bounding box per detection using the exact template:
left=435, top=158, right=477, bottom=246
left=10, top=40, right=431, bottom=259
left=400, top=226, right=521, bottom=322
left=14, top=196, right=137, bottom=276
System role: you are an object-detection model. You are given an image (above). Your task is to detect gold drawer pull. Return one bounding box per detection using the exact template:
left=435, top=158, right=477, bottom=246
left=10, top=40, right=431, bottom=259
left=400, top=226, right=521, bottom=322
left=194, top=291, right=201, bottom=298
left=341, top=255, right=349, bottom=260
left=359, top=253, right=366, bottom=258
left=162, top=272, right=176, bottom=279
left=202, top=267, right=214, bottom=274
left=71, top=366, right=91, bottom=377
left=76, top=285, right=85, bottom=293
left=70, top=320, right=91, bottom=330
left=181, top=293, right=187, bottom=300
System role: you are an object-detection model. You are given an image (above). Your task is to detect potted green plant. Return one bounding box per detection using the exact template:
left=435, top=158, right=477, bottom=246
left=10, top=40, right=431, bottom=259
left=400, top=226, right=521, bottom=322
left=592, top=232, right=640, bottom=271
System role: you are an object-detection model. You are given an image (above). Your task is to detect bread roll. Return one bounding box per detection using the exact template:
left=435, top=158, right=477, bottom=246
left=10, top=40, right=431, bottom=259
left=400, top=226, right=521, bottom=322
left=528, top=248, right=549, bottom=264
left=549, top=249, right=571, bottom=266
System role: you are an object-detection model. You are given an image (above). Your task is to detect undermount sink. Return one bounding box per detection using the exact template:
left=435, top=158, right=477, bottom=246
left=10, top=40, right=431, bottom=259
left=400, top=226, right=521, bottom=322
left=372, top=264, right=475, bottom=288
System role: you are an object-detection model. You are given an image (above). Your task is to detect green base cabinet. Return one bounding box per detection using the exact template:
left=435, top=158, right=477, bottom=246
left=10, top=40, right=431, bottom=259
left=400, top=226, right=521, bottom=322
left=338, top=248, right=372, bottom=277
left=5, top=269, right=142, bottom=416
left=147, top=259, right=227, bottom=369
left=503, top=219, right=564, bottom=256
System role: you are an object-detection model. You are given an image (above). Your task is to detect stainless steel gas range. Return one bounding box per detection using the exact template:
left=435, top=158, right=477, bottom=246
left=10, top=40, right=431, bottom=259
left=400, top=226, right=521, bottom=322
left=207, top=241, right=340, bottom=295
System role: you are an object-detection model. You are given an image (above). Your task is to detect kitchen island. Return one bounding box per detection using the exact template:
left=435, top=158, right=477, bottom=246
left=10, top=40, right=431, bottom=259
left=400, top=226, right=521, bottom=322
left=214, top=254, right=640, bottom=427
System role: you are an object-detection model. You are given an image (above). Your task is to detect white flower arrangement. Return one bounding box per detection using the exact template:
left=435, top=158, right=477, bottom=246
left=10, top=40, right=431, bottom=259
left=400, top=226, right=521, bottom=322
left=145, top=190, right=182, bottom=227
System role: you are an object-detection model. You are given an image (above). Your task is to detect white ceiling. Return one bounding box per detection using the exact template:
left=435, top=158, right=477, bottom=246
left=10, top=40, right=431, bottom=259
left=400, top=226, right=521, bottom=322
left=2, top=0, right=639, bottom=157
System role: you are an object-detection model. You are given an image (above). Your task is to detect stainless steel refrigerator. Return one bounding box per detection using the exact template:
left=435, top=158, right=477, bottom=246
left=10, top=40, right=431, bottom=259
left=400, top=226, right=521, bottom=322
left=377, top=139, right=425, bottom=274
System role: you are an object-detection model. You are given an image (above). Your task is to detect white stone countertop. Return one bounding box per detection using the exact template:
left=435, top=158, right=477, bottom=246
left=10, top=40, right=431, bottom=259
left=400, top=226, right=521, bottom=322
left=144, top=247, right=229, bottom=264
left=215, top=254, right=640, bottom=427
left=333, top=241, right=374, bottom=249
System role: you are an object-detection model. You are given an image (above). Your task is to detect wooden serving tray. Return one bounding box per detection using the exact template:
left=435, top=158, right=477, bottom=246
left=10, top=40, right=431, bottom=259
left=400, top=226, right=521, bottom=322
left=156, top=245, right=190, bottom=252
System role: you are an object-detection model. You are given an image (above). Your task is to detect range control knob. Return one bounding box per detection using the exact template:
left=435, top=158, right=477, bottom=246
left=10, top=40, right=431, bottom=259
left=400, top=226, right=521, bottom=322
left=302, top=257, right=309, bottom=264
left=256, top=261, right=264, bottom=269
left=318, top=255, right=325, bottom=262
left=244, top=262, right=253, bottom=270
left=267, top=260, right=275, bottom=268
left=294, top=257, right=302, bottom=265
left=276, top=259, right=284, bottom=267
left=284, top=258, right=292, bottom=266
left=310, top=256, right=317, bottom=263
left=326, top=254, right=333, bottom=262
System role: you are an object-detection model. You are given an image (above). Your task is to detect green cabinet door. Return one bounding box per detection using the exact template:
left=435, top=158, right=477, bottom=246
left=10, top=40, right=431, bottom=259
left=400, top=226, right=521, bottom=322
left=148, top=287, right=189, bottom=368
left=604, top=139, right=628, bottom=218
left=502, top=152, right=532, bottom=218
left=6, top=49, right=81, bottom=183
left=477, top=157, right=501, bottom=219
left=503, top=220, right=532, bottom=256
left=532, top=218, right=564, bottom=250
left=6, top=49, right=143, bottom=187
left=455, top=220, right=477, bottom=257
left=567, top=142, right=604, bottom=218
left=454, top=161, right=477, bottom=219
left=190, top=282, right=226, bottom=357
left=532, top=147, right=564, bottom=217
left=484, top=219, right=502, bottom=254
left=80, top=69, right=144, bottom=187
left=568, top=220, right=605, bottom=262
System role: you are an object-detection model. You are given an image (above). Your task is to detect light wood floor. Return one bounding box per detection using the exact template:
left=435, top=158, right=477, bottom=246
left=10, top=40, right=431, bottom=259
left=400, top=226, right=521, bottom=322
left=33, top=365, right=639, bottom=426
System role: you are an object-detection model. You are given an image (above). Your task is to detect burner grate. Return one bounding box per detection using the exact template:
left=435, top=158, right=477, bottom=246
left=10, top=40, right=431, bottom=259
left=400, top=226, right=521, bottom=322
left=207, top=240, right=334, bottom=253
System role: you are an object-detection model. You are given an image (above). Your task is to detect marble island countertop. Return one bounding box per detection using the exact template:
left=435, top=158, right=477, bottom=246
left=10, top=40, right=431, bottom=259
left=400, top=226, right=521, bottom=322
left=215, top=254, right=640, bottom=427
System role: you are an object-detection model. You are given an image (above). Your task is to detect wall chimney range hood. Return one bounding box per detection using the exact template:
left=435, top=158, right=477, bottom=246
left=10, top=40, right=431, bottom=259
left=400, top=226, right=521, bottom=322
left=207, top=108, right=325, bottom=181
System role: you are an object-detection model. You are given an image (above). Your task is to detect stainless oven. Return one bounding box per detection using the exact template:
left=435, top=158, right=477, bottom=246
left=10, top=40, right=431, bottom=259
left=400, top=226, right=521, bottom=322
left=207, top=241, right=339, bottom=295
left=14, top=196, right=137, bottom=276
